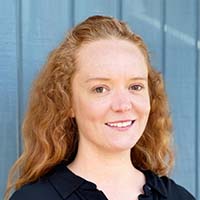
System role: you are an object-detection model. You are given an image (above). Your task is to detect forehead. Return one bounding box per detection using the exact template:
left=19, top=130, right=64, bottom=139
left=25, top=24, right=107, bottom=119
left=75, top=39, right=148, bottom=78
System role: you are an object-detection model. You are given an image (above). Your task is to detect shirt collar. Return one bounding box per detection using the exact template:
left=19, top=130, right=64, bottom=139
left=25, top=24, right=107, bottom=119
left=143, top=170, right=168, bottom=198
left=48, top=162, right=168, bottom=199
left=48, top=162, right=86, bottom=199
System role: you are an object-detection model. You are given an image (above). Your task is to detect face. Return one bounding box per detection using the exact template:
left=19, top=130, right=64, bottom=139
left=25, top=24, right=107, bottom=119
left=71, top=39, right=150, bottom=153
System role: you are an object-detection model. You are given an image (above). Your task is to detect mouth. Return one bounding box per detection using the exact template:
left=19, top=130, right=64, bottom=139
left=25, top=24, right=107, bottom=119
left=105, top=120, right=135, bottom=129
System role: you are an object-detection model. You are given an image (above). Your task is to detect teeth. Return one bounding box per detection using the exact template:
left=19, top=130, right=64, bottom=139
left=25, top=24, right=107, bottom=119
left=107, top=121, right=133, bottom=128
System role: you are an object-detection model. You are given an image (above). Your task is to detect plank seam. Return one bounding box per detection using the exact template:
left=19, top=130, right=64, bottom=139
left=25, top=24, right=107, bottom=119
left=16, top=0, right=23, bottom=157
left=195, top=0, right=199, bottom=198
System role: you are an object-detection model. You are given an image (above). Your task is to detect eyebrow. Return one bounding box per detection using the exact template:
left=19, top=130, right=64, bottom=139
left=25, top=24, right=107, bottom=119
left=85, top=77, right=148, bottom=83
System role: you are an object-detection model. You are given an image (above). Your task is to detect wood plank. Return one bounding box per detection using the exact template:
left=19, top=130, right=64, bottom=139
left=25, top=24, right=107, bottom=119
left=197, top=0, right=200, bottom=198
left=74, top=0, right=120, bottom=24
left=0, top=0, right=18, bottom=198
left=122, top=0, right=164, bottom=72
left=21, top=0, right=73, bottom=120
left=164, top=0, right=196, bottom=196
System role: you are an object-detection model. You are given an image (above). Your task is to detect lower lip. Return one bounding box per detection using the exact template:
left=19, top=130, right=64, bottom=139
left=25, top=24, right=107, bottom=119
left=106, top=121, right=135, bottom=132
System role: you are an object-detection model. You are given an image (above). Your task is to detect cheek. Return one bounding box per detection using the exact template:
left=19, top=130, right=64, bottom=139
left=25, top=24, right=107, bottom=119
left=72, top=95, right=109, bottom=122
left=132, top=96, right=150, bottom=116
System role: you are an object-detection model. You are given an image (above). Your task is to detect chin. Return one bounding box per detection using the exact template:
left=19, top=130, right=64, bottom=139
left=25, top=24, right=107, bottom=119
left=107, top=141, right=136, bottom=153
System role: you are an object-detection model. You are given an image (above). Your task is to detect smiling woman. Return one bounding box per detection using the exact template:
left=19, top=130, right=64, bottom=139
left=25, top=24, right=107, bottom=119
left=5, top=15, right=195, bottom=200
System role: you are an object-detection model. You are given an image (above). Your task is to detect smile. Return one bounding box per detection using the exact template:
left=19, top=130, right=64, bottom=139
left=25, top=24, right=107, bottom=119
left=105, top=120, right=135, bottom=128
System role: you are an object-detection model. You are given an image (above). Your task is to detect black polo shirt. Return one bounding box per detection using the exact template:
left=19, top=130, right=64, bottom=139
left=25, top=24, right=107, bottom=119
left=10, top=162, right=196, bottom=200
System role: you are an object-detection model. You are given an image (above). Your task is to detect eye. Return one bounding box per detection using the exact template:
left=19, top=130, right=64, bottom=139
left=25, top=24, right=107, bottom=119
left=129, top=84, right=144, bottom=91
left=93, top=86, right=108, bottom=94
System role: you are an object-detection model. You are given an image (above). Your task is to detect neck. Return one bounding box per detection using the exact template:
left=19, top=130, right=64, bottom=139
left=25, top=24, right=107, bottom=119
left=68, top=141, right=138, bottom=183
left=67, top=141, right=146, bottom=200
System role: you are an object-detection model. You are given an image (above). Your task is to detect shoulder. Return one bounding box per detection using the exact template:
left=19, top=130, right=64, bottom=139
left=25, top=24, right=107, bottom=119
left=160, top=175, right=196, bottom=200
left=9, top=174, right=61, bottom=200
left=9, top=179, right=60, bottom=200
left=9, top=162, right=84, bottom=200
left=144, top=170, right=196, bottom=200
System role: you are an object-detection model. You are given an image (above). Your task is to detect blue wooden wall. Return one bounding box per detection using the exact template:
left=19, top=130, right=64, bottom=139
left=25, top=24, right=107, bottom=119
left=0, top=0, right=199, bottom=199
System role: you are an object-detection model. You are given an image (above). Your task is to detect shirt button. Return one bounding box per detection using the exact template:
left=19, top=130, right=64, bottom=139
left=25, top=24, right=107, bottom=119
left=146, top=185, right=151, bottom=190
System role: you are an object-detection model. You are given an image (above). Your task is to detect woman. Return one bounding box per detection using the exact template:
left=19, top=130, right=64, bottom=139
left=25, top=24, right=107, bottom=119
left=5, top=15, right=195, bottom=200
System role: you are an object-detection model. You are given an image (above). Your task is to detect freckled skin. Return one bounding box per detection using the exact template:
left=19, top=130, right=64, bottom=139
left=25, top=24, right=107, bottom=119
left=71, top=39, right=150, bottom=153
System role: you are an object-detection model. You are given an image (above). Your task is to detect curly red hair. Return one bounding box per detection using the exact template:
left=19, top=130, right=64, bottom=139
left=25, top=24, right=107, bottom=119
left=5, top=15, right=174, bottom=199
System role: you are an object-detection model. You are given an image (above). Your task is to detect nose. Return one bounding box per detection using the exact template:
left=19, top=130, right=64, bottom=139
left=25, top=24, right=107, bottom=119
left=111, top=91, right=132, bottom=112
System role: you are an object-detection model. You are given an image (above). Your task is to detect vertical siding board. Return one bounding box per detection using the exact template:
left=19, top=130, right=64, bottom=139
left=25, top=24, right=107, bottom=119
left=197, top=0, right=200, bottom=198
left=122, top=0, right=164, bottom=72
left=70, top=0, right=75, bottom=27
left=74, top=0, right=119, bottom=24
left=165, top=0, right=196, bottom=195
left=0, top=0, right=18, bottom=198
left=16, top=0, right=23, bottom=156
left=162, top=0, right=166, bottom=77
left=198, top=46, right=200, bottom=198
left=116, top=0, right=122, bottom=20
left=21, top=0, right=73, bottom=121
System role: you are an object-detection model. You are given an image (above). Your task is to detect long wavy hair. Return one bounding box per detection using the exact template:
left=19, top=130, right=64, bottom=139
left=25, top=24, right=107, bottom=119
left=5, top=15, right=174, bottom=199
